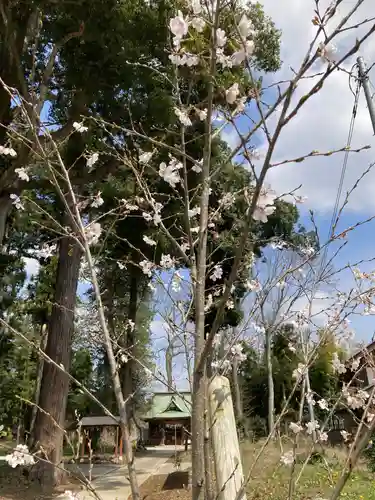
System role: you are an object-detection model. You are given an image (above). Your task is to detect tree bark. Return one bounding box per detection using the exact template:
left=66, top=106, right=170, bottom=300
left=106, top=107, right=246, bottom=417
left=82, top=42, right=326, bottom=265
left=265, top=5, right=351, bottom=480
left=31, top=234, right=82, bottom=486
left=123, top=266, right=138, bottom=423
left=0, top=196, right=12, bottom=249
left=265, top=329, right=275, bottom=436
left=29, top=323, right=48, bottom=445
left=204, top=362, right=215, bottom=500
left=231, top=358, right=249, bottom=438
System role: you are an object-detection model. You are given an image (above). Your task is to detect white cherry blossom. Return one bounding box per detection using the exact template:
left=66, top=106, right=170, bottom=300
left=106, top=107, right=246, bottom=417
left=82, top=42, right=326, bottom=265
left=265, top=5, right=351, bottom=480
left=188, top=206, right=200, bottom=218
left=318, top=399, right=329, bottom=411
left=0, top=145, right=17, bottom=157
left=73, top=121, right=88, bottom=133
left=306, top=392, right=316, bottom=406
left=340, top=430, right=350, bottom=442
left=191, top=0, right=202, bottom=14
left=280, top=451, right=294, bottom=466
left=84, top=222, right=102, bottom=245
left=226, top=83, right=240, bottom=104
left=172, top=271, right=182, bottom=293
left=232, top=40, right=255, bottom=65
left=216, top=49, right=233, bottom=68
left=204, top=293, right=213, bottom=312
left=289, top=422, right=303, bottom=434
left=15, top=167, right=29, bottom=182
left=139, top=151, right=153, bottom=164
left=174, top=107, right=192, bottom=126
left=143, top=235, right=157, bottom=246
left=87, top=152, right=99, bottom=167
left=306, top=420, right=320, bottom=435
left=318, top=431, right=328, bottom=442
left=252, top=205, right=276, bottom=223
left=191, top=17, right=205, bottom=32
left=159, top=158, right=182, bottom=188
left=160, top=254, right=175, bottom=269
left=197, top=108, right=207, bottom=121
left=5, top=444, right=35, bottom=468
left=318, top=42, right=337, bottom=63
left=292, top=363, right=307, bottom=380
left=332, top=352, right=346, bottom=374
left=10, top=194, right=24, bottom=210
left=210, top=265, right=223, bottom=281
left=253, top=186, right=277, bottom=223
left=216, top=29, right=227, bottom=48
left=238, top=14, right=253, bottom=39
left=91, top=192, right=104, bottom=208
left=350, top=357, right=360, bottom=371
left=231, top=343, right=246, bottom=362
left=245, top=279, right=261, bottom=292
left=169, top=11, right=188, bottom=40
left=192, top=159, right=203, bottom=173
left=140, top=259, right=154, bottom=277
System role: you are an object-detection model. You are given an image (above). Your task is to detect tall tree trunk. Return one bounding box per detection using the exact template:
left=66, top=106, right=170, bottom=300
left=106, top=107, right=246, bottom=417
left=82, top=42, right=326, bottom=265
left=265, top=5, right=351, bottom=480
left=31, top=234, right=82, bottom=486
left=265, top=329, right=275, bottom=436
left=29, top=323, right=48, bottom=445
left=0, top=196, right=12, bottom=249
left=231, top=357, right=248, bottom=438
left=123, top=266, right=138, bottom=424
left=204, top=360, right=215, bottom=500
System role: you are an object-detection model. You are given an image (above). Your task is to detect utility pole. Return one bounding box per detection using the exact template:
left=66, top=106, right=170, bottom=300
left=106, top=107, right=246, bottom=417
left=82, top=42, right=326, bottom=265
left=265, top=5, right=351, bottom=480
left=357, top=56, right=375, bottom=134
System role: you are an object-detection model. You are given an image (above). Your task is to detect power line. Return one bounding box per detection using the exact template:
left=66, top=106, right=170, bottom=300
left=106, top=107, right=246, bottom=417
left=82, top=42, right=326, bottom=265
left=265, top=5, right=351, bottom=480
left=318, top=69, right=361, bottom=279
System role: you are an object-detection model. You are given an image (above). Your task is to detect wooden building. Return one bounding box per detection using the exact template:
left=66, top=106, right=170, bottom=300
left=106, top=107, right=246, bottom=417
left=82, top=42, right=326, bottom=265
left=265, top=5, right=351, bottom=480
left=73, top=391, right=192, bottom=456
left=77, top=415, right=139, bottom=458
left=142, top=392, right=191, bottom=446
left=327, top=342, right=375, bottom=444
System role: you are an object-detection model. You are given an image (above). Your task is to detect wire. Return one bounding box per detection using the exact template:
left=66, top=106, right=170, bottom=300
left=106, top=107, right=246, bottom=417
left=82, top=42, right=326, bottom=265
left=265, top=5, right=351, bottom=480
left=317, top=68, right=361, bottom=278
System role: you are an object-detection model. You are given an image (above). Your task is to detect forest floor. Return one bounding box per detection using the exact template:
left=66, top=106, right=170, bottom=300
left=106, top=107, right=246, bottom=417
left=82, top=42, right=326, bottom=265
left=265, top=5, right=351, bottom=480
left=129, top=440, right=375, bottom=500
left=1, top=441, right=375, bottom=499
left=0, top=461, right=82, bottom=500
left=128, top=470, right=191, bottom=500
left=240, top=440, right=375, bottom=500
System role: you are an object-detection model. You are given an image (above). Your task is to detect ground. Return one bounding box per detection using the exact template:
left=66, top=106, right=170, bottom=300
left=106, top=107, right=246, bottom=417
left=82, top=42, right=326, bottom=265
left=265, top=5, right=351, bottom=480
left=131, top=472, right=190, bottom=500
left=0, top=442, right=179, bottom=500
left=1, top=440, right=375, bottom=499
left=240, top=440, right=375, bottom=500
left=133, top=441, right=375, bottom=500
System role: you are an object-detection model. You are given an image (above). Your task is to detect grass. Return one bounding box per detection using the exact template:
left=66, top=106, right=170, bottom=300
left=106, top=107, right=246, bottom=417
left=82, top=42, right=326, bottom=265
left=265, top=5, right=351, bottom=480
left=241, top=439, right=375, bottom=500
left=0, top=438, right=14, bottom=457
left=137, top=440, right=375, bottom=499
left=0, top=438, right=374, bottom=499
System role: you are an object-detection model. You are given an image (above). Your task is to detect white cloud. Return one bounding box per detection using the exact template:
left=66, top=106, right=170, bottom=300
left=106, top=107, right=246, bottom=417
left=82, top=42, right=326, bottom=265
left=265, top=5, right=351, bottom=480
left=221, top=126, right=241, bottom=150
left=225, top=0, right=375, bottom=213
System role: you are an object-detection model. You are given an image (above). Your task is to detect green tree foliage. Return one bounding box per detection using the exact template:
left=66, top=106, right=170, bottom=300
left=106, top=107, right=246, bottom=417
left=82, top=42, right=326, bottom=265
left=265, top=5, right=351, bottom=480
left=309, top=329, right=340, bottom=400
left=240, top=324, right=341, bottom=435
left=67, top=348, right=94, bottom=420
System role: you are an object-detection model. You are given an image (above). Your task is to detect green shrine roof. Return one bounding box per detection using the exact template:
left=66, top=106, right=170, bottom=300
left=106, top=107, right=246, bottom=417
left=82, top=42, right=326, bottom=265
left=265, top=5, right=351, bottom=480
left=142, top=392, right=192, bottom=420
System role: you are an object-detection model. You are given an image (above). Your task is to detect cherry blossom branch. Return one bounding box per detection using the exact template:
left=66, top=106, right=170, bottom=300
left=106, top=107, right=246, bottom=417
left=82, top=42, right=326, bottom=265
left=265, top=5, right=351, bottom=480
left=270, top=145, right=370, bottom=168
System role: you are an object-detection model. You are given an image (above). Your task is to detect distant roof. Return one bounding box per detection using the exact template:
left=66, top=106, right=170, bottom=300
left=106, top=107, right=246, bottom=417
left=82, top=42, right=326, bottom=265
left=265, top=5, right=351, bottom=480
left=142, top=392, right=191, bottom=420
left=348, top=340, right=375, bottom=361
left=80, top=416, right=119, bottom=427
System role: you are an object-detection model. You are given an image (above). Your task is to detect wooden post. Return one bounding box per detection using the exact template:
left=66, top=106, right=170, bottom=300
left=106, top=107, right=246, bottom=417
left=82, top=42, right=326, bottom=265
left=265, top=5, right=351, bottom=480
left=119, top=432, right=123, bottom=459
left=208, top=375, right=247, bottom=500
left=115, top=426, right=119, bottom=458
left=80, top=431, right=85, bottom=458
